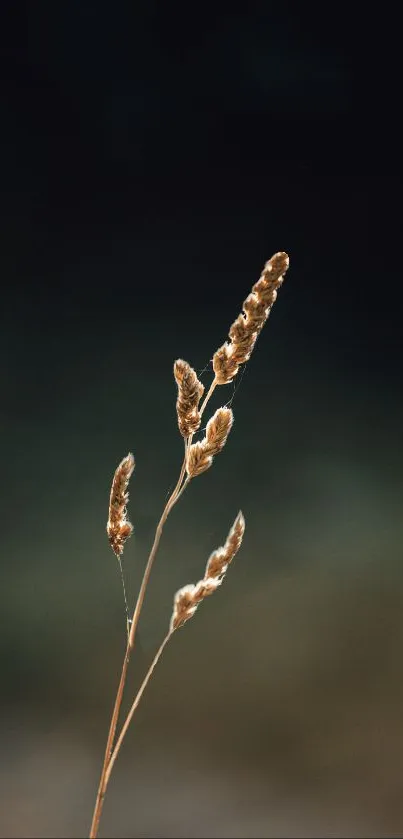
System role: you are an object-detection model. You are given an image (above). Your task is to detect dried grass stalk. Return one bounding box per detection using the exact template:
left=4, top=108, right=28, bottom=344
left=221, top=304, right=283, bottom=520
left=170, top=510, right=245, bottom=631
left=106, top=453, right=135, bottom=557
left=174, top=359, right=204, bottom=437
left=186, top=406, right=233, bottom=478
left=91, top=250, right=290, bottom=839
left=213, top=251, right=289, bottom=384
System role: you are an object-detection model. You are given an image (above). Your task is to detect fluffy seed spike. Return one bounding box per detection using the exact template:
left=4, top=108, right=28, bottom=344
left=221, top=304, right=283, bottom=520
left=212, top=344, right=240, bottom=384
left=107, top=453, right=135, bottom=557
left=205, top=511, right=245, bottom=578
left=186, top=441, right=213, bottom=478
left=186, top=407, right=233, bottom=478
left=174, top=359, right=204, bottom=437
left=212, top=252, right=289, bottom=384
left=205, top=407, right=234, bottom=455
left=170, top=511, right=246, bottom=632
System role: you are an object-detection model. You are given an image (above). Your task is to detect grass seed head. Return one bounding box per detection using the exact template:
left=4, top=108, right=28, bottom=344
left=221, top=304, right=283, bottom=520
left=212, top=251, right=289, bottom=384
left=205, top=510, right=245, bottom=579
left=174, top=359, right=204, bottom=438
left=170, top=511, right=245, bottom=632
left=186, top=407, right=234, bottom=478
left=205, top=407, right=234, bottom=455
left=106, top=453, right=135, bottom=557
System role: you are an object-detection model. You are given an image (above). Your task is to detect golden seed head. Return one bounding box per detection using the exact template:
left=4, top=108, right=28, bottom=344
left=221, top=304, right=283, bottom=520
left=212, top=252, right=289, bottom=384
left=205, top=407, right=233, bottom=455
left=170, top=577, right=223, bottom=630
left=212, top=344, right=240, bottom=384
left=106, top=453, right=135, bottom=557
left=186, top=407, right=233, bottom=479
left=169, top=511, right=246, bottom=632
left=170, top=584, right=199, bottom=631
left=205, top=511, right=245, bottom=579
left=186, top=441, right=213, bottom=478
left=174, top=359, right=205, bottom=438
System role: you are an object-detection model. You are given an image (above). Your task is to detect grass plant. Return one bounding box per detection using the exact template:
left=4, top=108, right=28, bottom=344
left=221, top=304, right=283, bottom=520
left=89, top=251, right=290, bottom=837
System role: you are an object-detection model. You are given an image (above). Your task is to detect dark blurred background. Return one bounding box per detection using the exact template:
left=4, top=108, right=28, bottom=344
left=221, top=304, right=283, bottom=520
left=1, top=2, right=402, bottom=837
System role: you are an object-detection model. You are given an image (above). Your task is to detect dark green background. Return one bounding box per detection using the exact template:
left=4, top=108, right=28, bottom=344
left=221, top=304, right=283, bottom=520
left=1, top=3, right=402, bottom=837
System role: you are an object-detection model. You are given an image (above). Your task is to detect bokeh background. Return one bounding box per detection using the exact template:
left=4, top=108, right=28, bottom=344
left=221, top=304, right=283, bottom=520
left=1, top=3, right=402, bottom=837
